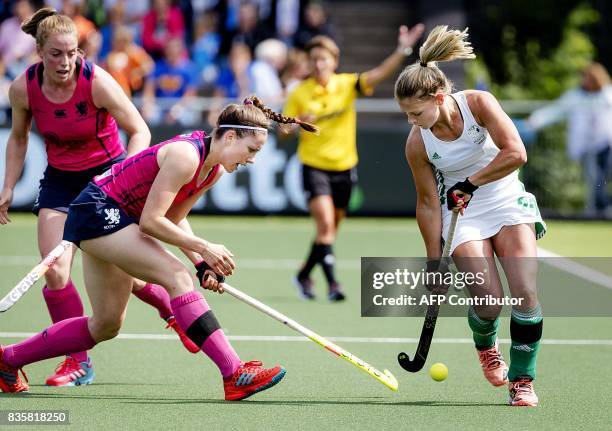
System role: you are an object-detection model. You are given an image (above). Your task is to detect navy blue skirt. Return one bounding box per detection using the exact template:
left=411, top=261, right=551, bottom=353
left=63, top=182, right=135, bottom=248
left=33, top=156, right=125, bottom=215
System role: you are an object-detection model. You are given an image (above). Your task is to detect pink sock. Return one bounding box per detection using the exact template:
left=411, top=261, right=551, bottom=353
left=170, top=291, right=241, bottom=378
left=2, top=317, right=96, bottom=368
left=42, top=280, right=88, bottom=363
left=132, top=283, right=173, bottom=320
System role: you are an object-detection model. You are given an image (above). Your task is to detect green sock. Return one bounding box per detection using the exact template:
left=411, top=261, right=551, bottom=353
left=468, top=306, right=499, bottom=349
left=508, top=305, right=543, bottom=381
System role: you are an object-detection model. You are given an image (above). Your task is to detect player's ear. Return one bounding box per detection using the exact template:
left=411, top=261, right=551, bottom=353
left=434, top=93, right=445, bottom=105
left=223, top=130, right=236, bottom=144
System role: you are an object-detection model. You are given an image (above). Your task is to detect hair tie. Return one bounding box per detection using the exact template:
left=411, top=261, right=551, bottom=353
left=243, top=98, right=253, bottom=105
left=419, top=60, right=428, bottom=67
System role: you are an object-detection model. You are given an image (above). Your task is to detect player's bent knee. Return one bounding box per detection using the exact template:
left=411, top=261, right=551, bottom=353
left=43, top=265, right=72, bottom=289
left=164, top=267, right=196, bottom=295
left=472, top=304, right=503, bottom=320
left=89, top=317, right=124, bottom=342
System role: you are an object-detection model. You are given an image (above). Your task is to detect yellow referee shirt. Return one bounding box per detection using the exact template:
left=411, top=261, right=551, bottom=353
left=283, top=73, right=372, bottom=171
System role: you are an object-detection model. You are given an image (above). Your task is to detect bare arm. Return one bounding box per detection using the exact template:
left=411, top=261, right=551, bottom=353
left=465, top=90, right=527, bottom=186
left=165, top=167, right=226, bottom=265
left=361, top=24, right=424, bottom=91
left=92, top=65, right=151, bottom=157
left=406, top=129, right=443, bottom=259
left=139, top=142, right=234, bottom=275
left=0, top=76, right=32, bottom=224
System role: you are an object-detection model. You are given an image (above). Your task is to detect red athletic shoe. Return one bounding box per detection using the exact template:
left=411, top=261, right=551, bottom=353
left=223, top=360, right=286, bottom=401
left=166, top=317, right=200, bottom=354
left=0, top=346, right=29, bottom=393
left=477, top=341, right=509, bottom=387
left=509, top=378, right=539, bottom=406
left=45, top=356, right=94, bottom=387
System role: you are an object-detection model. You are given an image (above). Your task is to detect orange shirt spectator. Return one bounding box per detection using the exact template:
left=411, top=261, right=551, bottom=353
left=104, top=26, right=154, bottom=96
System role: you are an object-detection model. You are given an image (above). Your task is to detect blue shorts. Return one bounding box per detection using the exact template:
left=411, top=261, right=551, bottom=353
left=33, top=156, right=125, bottom=215
left=63, top=182, right=135, bottom=248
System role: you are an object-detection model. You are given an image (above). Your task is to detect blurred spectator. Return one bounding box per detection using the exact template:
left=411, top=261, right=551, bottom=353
left=0, top=58, right=12, bottom=124
left=219, top=1, right=271, bottom=57
left=250, top=38, right=286, bottom=108
left=207, top=41, right=253, bottom=125
left=103, top=25, right=154, bottom=96
left=142, top=37, right=198, bottom=126
left=281, top=47, right=309, bottom=94
left=61, top=0, right=97, bottom=47
left=192, top=9, right=221, bottom=91
left=0, top=0, right=37, bottom=79
left=141, top=0, right=186, bottom=60
left=82, top=0, right=106, bottom=27
left=99, top=0, right=127, bottom=60
left=292, top=0, right=337, bottom=49
left=81, top=26, right=102, bottom=62
left=104, top=0, right=148, bottom=37
left=528, top=62, right=612, bottom=217
left=266, top=0, right=304, bottom=46
left=178, top=0, right=194, bottom=47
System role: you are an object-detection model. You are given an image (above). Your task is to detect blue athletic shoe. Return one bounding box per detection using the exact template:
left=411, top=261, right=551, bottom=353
left=45, top=356, right=95, bottom=387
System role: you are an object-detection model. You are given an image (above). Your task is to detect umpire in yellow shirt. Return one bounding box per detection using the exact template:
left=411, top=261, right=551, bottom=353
left=284, top=24, right=424, bottom=301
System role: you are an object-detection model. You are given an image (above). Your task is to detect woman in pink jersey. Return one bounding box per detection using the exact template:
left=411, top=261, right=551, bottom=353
left=0, top=7, right=198, bottom=388
left=0, top=97, right=317, bottom=400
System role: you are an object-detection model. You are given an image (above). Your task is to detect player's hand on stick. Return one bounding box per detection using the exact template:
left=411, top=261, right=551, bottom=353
left=0, top=187, right=13, bottom=224
left=424, top=259, right=451, bottom=294
left=446, top=177, right=478, bottom=214
left=198, top=241, right=235, bottom=276
left=195, top=260, right=226, bottom=294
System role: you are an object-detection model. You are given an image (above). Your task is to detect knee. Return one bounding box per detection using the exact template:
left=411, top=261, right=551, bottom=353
left=316, top=221, right=336, bottom=241
left=512, top=284, right=539, bottom=308
left=89, top=316, right=124, bottom=342
left=473, top=304, right=502, bottom=320
left=44, top=264, right=71, bottom=289
left=164, top=265, right=195, bottom=296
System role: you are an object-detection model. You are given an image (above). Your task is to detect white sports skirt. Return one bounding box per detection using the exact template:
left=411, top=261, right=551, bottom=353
left=441, top=189, right=547, bottom=254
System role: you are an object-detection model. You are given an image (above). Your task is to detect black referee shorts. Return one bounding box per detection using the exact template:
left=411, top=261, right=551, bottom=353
left=301, top=164, right=357, bottom=209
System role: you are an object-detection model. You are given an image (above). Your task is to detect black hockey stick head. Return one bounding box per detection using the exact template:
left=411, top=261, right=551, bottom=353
left=397, top=343, right=429, bottom=372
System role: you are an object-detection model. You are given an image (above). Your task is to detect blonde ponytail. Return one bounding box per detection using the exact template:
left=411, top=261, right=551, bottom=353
left=395, top=26, right=475, bottom=100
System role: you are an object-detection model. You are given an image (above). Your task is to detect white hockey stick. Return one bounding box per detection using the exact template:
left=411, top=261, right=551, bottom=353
left=0, top=241, right=72, bottom=312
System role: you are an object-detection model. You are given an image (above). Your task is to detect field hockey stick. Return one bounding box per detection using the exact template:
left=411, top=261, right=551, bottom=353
left=0, top=240, right=73, bottom=313
left=397, top=210, right=459, bottom=373
left=198, top=264, right=398, bottom=391
left=224, top=282, right=398, bottom=391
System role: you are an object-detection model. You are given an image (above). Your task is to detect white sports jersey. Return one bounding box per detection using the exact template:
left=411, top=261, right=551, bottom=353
left=419, top=91, right=546, bottom=253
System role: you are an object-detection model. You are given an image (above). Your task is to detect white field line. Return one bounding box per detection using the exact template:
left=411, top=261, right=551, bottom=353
left=0, top=332, right=611, bottom=345
left=0, top=256, right=361, bottom=269
left=1, top=248, right=611, bottom=285
left=537, top=247, right=612, bottom=290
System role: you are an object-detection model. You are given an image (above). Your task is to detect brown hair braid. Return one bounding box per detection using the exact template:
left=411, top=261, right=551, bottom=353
left=214, top=96, right=318, bottom=139
left=250, top=96, right=318, bottom=133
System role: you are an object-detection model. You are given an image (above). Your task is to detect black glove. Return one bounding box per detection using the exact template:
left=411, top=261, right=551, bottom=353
left=424, top=259, right=451, bottom=293
left=446, top=177, right=478, bottom=210
left=195, top=260, right=226, bottom=286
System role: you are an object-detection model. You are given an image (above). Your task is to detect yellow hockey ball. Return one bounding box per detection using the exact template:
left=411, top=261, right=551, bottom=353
left=429, top=362, right=448, bottom=382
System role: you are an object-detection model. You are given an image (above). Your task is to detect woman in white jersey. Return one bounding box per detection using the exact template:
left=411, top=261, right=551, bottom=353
left=395, top=26, right=546, bottom=407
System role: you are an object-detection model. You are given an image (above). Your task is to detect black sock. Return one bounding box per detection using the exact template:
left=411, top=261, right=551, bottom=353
left=298, top=242, right=324, bottom=280
left=319, top=244, right=337, bottom=285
